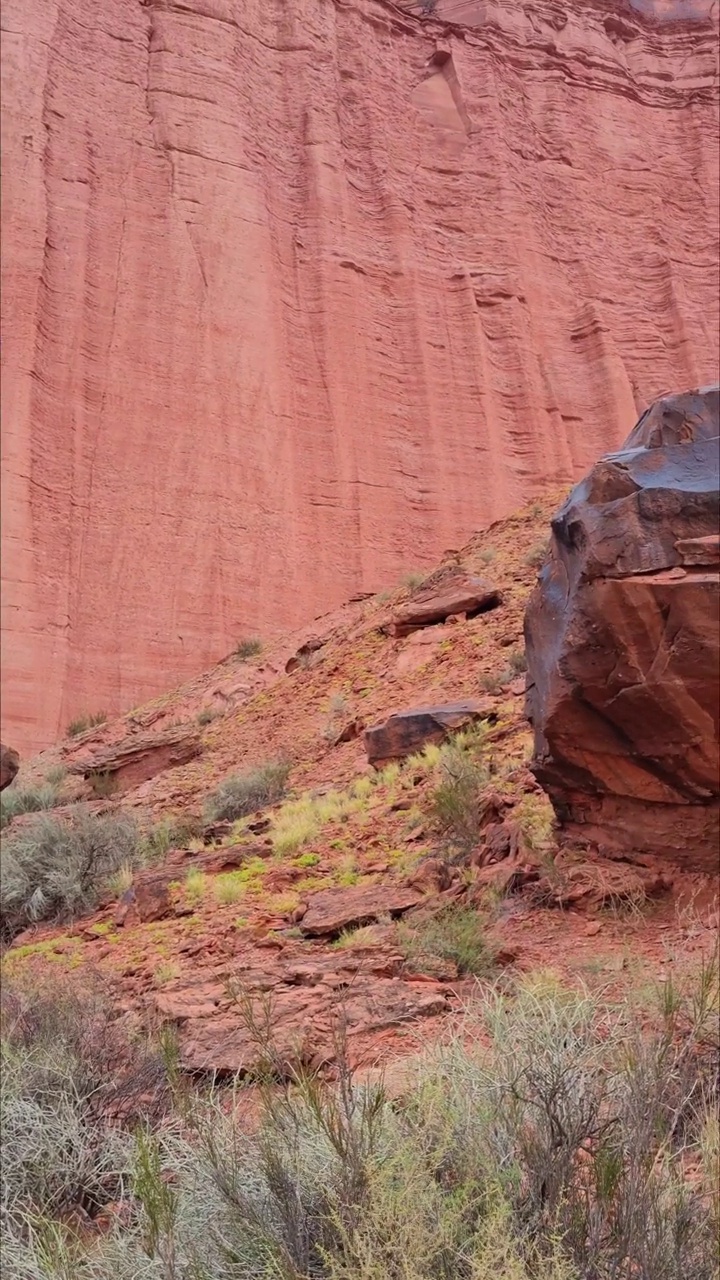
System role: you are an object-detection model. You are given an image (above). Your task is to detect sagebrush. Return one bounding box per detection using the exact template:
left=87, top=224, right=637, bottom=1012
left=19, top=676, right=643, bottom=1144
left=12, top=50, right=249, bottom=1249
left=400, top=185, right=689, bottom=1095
left=204, top=759, right=291, bottom=823
left=0, top=808, right=141, bottom=938
left=1, top=961, right=716, bottom=1279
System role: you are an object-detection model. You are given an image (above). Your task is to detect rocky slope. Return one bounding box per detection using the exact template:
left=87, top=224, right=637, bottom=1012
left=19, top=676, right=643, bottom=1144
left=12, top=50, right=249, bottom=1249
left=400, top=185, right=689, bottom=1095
left=2, top=0, right=719, bottom=750
left=5, top=494, right=717, bottom=1077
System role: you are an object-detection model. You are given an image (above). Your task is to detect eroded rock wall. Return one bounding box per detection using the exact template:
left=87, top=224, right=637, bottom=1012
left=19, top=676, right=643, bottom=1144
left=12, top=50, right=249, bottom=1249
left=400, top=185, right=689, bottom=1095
left=2, top=0, right=718, bottom=750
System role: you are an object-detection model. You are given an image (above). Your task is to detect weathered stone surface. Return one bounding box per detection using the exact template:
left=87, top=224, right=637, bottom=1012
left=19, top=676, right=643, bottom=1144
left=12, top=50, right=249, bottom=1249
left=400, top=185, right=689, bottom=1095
left=389, top=571, right=502, bottom=638
left=2, top=0, right=718, bottom=754
left=152, top=944, right=450, bottom=1075
left=525, top=386, right=720, bottom=868
left=65, top=726, right=201, bottom=791
left=299, top=883, right=424, bottom=937
left=365, top=702, right=494, bottom=767
left=0, top=743, right=19, bottom=791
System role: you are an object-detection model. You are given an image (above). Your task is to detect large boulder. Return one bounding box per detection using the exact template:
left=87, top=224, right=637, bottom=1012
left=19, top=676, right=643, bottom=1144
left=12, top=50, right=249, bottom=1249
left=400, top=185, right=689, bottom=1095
left=524, top=385, right=719, bottom=869
left=0, top=742, right=20, bottom=790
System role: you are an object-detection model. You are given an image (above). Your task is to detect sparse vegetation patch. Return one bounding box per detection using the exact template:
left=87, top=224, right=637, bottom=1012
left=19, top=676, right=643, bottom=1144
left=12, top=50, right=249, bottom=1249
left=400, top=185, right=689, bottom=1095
left=204, top=759, right=291, bottom=823
left=66, top=710, right=108, bottom=738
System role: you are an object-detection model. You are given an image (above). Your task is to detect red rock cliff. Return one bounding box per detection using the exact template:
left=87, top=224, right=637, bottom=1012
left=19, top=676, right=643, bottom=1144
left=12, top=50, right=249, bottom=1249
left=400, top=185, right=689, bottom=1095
left=2, top=0, right=718, bottom=751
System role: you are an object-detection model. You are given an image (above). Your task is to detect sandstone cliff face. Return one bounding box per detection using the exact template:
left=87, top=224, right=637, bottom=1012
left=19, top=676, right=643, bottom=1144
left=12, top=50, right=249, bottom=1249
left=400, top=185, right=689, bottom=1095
left=2, top=0, right=718, bottom=751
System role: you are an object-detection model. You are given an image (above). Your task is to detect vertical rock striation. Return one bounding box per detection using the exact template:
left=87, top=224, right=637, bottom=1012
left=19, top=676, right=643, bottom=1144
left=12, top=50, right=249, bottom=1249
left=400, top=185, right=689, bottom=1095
left=2, top=0, right=718, bottom=749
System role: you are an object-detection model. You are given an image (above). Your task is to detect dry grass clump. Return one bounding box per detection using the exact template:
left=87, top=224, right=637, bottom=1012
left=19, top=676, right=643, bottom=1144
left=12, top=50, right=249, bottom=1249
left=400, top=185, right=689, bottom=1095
left=0, top=781, right=63, bottom=830
left=204, top=759, right=291, bottom=824
left=1, top=959, right=717, bottom=1278
left=235, top=637, right=263, bottom=660
left=66, top=710, right=108, bottom=738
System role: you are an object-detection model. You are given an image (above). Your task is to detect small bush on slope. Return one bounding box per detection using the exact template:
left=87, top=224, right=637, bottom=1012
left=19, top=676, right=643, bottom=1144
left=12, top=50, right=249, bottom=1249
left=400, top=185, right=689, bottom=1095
left=429, top=726, right=489, bottom=854
left=398, top=903, right=496, bottom=976
left=204, top=759, right=291, bottom=824
left=0, top=808, right=141, bottom=938
left=1, top=962, right=716, bottom=1280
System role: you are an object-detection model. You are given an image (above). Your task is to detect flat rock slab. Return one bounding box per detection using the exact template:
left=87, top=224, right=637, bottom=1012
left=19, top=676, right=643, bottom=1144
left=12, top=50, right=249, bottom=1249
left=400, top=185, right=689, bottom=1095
left=299, top=882, right=424, bottom=936
left=365, top=701, right=494, bottom=767
left=389, top=571, right=502, bottom=638
left=151, top=944, right=450, bottom=1075
left=65, top=725, right=201, bottom=791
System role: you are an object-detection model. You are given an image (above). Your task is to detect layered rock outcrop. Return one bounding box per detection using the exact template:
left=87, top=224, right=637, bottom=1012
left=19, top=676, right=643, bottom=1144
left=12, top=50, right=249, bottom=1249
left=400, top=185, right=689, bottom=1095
left=525, top=386, right=720, bottom=869
left=2, top=0, right=718, bottom=751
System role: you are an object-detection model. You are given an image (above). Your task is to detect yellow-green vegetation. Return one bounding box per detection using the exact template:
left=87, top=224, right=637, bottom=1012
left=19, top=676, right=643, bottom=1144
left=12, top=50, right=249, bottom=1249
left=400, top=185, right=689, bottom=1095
left=265, top=891, right=300, bottom=915
left=514, top=791, right=555, bottom=851
left=335, top=854, right=360, bottom=887
left=0, top=781, right=63, bottom=830
left=294, top=852, right=320, bottom=868
left=1, top=935, right=84, bottom=977
left=295, top=875, right=326, bottom=894
left=108, top=861, right=134, bottom=897
left=399, top=904, right=496, bottom=977
left=270, top=779, right=376, bottom=857
left=184, top=868, right=207, bottom=904
left=154, top=962, right=180, bottom=987
left=331, top=923, right=383, bottom=949
left=212, top=858, right=268, bottom=905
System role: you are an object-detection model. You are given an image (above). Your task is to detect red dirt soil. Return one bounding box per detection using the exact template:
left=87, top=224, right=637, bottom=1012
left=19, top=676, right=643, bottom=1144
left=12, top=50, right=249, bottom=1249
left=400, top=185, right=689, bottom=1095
left=2, top=0, right=718, bottom=751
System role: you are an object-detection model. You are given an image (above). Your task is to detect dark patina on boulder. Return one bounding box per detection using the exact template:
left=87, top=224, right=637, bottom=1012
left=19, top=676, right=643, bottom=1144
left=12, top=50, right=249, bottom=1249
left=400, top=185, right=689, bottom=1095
left=524, top=385, right=719, bottom=869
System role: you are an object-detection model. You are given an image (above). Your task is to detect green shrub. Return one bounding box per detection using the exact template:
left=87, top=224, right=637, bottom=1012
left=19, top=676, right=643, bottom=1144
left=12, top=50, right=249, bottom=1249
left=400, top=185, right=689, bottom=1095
left=399, top=904, right=495, bottom=976
left=66, top=710, right=108, bottom=738
left=204, top=759, right=291, bottom=824
left=429, top=733, right=488, bottom=853
left=0, top=976, right=168, bottom=1274
left=236, top=637, right=263, bottom=660
left=0, top=808, right=141, bottom=938
left=0, top=783, right=61, bottom=830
